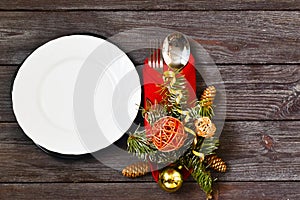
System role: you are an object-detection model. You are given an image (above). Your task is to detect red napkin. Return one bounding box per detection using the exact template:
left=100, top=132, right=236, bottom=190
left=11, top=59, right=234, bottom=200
left=143, top=50, right=196, bottom=182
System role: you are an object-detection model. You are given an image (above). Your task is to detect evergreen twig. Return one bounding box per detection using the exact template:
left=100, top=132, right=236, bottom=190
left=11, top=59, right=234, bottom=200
left=200, top=137, right=219, bottom=156
left=191, top=162, right=213, bottom=199
left=179, top=135, right=216, bottom=199
left=144, top=103, right=167, bottom=126
left=127, top=128, right=156, bottom=160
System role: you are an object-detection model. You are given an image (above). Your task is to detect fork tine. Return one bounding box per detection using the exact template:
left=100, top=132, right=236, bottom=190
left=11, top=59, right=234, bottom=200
left=148, top=40, right=151, bottom=67
left=151, top=40, right=154, bottom=68
left=152, top=40, right=155, bottom=68
left=161, top=54, right=164, bottom=68
left=148, top=39, right=163, bottom=69
left=151, top=39, right=155, bottom=69
left=153, top=39, right=156, bottom=69
left=154, top=39, right=157, bottom=69
left=159, top=41, right=163, bottom=69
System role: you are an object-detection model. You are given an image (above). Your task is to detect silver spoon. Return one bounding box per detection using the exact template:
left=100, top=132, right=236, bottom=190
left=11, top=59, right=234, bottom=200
left=162, top=32, right=190, bottom=71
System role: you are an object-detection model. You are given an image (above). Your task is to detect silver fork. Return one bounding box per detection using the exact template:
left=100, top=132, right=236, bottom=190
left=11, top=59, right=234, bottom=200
left=148, top=39, right=163, bottom=72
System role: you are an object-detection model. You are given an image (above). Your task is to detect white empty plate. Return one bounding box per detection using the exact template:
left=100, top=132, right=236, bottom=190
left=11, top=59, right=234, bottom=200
left=12, top=35, right=141, bottom=155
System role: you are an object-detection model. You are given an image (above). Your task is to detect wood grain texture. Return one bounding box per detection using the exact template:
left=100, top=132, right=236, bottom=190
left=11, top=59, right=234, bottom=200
left=0, top=0, right=299, bottom=11
left=2, top=65, right=299, bottom=122
left=0, top=5, right=299, bottom=200
left=0, top=182, right=299, bottom=200
left=0, top=66, right=16, bottom=121
left=209, top=65, right=300, bottom=120
left=0, top=122, right=299, bottom=182
left=0, top=11, right=299, bottom=65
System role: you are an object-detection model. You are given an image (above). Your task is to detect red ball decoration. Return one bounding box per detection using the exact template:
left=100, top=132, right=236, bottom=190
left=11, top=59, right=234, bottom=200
left=151, top=116, right=187, bottom=152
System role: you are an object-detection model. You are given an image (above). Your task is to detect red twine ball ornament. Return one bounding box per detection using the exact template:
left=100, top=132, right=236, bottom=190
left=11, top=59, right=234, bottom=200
left=151, top=116, right=187, bottom=152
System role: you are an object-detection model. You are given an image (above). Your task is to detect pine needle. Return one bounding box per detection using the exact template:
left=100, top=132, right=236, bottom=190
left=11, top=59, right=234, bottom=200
left=127, top=128, right=156, bottom=160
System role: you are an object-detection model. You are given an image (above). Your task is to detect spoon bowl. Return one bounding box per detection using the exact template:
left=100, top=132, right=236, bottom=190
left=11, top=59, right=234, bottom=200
left=162, top=32, right=190, bottom=70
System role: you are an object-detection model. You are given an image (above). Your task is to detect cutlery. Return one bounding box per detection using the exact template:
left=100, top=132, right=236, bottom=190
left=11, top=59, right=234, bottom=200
left=148, top=39, right=164, bottom=72
left=162, top=32, right=190, bottom=71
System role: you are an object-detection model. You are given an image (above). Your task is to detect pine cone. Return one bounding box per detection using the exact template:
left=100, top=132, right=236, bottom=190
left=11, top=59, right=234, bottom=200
left=201, top=86, right=216, bottom=107
left=122, top=162, right=149, bottom=178
left=205, top=155, right=227, bottom=172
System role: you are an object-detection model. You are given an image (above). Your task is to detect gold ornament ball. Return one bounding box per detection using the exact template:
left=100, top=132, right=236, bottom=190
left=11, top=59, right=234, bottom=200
left=158, top=167, right=183, bottom=192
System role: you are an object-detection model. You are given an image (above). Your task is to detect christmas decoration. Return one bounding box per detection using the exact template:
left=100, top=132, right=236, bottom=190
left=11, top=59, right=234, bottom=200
left=158, top=167, right=183, bottom=192
left=122, top=161, right=150, bottom=178
left=151, top=116, right=187, bottom=152
left=205, top=154, right=227, bottom=173
left=200, top=86, right=216, bottom=118
left=125, top=68, right=226, bottom=199
left=201, top=86, right=216, bottom=106
left=194, top=117, right=216, bottom=138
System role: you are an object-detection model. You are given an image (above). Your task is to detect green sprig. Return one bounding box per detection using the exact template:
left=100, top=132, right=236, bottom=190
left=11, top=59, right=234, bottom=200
left=179, top=136, right=215, bottom=199
left=191, top=162, right=213, bottom=198
left=127, top=128, right=156, bottom=160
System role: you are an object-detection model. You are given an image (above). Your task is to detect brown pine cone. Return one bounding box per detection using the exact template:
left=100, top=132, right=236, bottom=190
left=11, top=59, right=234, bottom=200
left=122, top=162, right=149, bottom=178
left=201, top=86, right=216, bottom=107
left=205, top=154, right=227, bottom=172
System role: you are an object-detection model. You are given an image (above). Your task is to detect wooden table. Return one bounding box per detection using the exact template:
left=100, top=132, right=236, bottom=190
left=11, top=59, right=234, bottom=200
left=0, top=1, right=299, bottom=199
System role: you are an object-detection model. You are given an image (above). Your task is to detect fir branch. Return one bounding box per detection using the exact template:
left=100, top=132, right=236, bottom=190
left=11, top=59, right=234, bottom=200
left=185, top=105, right=201, bottom=128
left=186, top=101, right=214, bottom=120
left=191, top=162, right=213, bottom=197
left=127, top=128, right=156, bottom=160
left=169, top=75, right=189, bottom=105
left=187, top=105, right=201, bottom=119
left=167, top=100, right=184, bottom=118
left=159, top=71, right=189, bottom=117
left=200, top=137, right=219, bottom=156
left=178, top=135, right=215, bottom=198
left=179, top=148, right=213, bottom=198
left=199, top=104, right=214, bottom=119
left=144, top=103, right=167, bottom=125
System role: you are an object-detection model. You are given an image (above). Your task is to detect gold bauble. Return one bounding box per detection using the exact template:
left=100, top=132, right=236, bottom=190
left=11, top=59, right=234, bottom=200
left=158, top=167, right=183, bottom=192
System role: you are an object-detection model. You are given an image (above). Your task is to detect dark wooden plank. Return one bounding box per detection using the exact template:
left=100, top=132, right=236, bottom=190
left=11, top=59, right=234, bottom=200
left=0, top=182, right=299, bottom=200
left=213, top=182, right=300, bottom=200
left=0, top=66, right=15, bottom=121
left=0, top=121, right=299, bottom=182
left=2, top=65, right=299, bottom=121
left=209, top=65, right=300, bottom=120
left=218, top=121, right=300, bottom=181
left=0, top=11, right=299, bottom=65
left=0, top=0, right=299, bottom=11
